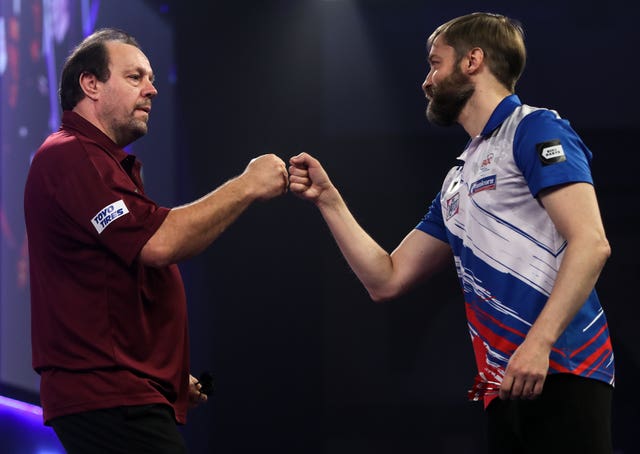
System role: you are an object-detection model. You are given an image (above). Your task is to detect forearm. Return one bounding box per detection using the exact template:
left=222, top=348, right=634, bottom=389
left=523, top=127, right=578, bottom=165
left=317, top=190, right=397, bottom=301
left=140, top=174, right=256, bottom=266
left=526, top=236, right=611, bottom=349
left=288, top=151, right=448, bottom=300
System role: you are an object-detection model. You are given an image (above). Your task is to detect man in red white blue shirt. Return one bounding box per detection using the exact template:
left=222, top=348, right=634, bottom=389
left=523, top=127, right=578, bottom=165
left=288, top=12, right=614, bottom=454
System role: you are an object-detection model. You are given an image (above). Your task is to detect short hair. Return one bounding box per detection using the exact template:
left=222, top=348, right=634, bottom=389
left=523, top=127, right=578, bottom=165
left=427, top=12, right=526, bottom=92
left=59, top=28, right=140, bottom=111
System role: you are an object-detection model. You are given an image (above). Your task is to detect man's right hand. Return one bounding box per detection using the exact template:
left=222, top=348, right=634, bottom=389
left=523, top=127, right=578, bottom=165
left=241, top=153, right=289, bottom=201
left=288, top=152, right=336, bottom=206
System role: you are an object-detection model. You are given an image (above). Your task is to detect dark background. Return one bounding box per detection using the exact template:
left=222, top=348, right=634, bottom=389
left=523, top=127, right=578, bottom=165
left=1, top=1, right=638, bottom=453
left=162, top=1, right=639, bottom=453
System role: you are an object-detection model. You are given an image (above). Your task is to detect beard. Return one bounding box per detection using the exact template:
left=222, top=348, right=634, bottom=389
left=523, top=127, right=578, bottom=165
left=110, top=113, right=148, bottom=147
left=425, top=66, right=475, bottom=127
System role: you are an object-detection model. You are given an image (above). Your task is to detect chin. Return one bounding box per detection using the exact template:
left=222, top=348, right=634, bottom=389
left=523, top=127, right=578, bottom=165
left=118, top=128, right=147, bottom=147
left=426, top=106, right=455, bottom=127
left=132, top=121, right=149, bottom=137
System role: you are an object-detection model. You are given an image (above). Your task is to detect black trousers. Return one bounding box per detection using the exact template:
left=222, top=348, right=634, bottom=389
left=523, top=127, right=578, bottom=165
left=50, top=404, right=187, bottom=454
left=487, top=374, right=613, bottom=454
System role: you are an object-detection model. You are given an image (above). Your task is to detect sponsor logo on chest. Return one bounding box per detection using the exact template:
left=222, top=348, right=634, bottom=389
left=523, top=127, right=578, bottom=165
left=469, top=175, right=497, bottom=195
left=445, top=192, right=460, bottom=220
left=479, top=152, right=494, bottom=172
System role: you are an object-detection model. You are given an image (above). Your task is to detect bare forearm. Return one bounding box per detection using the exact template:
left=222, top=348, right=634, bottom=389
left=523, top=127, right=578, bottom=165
left=140, top=153, right=287, bottom=267
left=317, top=191, right=398, bottom=300
left=289, top=152, right=450, bottom=300
left=141, top=174, right=256, bottom=266
left=499, top=183, right=611, bottom=400
left=526, top=236, right=611, bottom=348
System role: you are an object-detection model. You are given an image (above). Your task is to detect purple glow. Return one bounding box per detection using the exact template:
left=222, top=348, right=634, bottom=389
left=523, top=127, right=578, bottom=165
left=0, top=395, right=43, bottom=416
left=82, top=0, right=101, bottom=37
left=0, top=395, right=65, bottom=452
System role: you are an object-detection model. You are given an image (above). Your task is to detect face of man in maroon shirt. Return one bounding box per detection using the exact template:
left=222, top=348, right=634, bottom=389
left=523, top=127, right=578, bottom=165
left=81, top=41, right=158, bottom=147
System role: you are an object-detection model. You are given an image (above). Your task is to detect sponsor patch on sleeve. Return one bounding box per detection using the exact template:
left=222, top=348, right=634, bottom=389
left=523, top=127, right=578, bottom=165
left=91, top=200, right=129, bottom=234
left=536, top=139, right=566, bottom=166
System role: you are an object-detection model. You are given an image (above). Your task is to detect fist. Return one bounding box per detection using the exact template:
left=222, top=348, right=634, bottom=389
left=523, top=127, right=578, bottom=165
left=243, top=154, right=288, bottom=200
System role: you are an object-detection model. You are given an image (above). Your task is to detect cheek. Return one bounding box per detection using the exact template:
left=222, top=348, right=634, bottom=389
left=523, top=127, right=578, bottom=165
left=430, top=69, right=448, bottom=85
left=423, top=69, right=438, bottom=90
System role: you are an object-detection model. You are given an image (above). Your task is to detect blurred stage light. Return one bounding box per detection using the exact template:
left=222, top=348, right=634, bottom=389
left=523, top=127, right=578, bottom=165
left=0, top=394, right=43, bottom=415
left=0, top=394, right=65, bottom=453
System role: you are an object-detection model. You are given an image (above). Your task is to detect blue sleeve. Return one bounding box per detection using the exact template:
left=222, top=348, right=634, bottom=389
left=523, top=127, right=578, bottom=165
left=415, top=192, right=449, bottom=243
left=513, top=109, right=594, bottom=197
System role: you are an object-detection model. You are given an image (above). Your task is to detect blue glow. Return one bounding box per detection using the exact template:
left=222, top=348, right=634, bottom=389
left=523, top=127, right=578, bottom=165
left=0, top=395, right=43, bottom=416
left=81, top=0, right=101, bottom=37
left=0, top=395, right=65, bottom=452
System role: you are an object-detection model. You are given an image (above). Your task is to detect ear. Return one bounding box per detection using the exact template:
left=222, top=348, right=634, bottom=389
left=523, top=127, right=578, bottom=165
left=78, top=72, right=100, bottom=101
left=463, top=47, right=484, bottom=75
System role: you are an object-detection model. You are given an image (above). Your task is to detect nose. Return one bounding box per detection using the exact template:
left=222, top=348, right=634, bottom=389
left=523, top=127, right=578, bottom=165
left=421, top=70, right=433, bottom=96
left=144, top=79, right=158, bottom=98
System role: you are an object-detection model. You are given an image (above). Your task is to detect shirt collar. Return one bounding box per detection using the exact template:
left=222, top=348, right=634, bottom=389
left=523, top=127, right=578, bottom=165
left=456, top=94, right=521, bottom=163
left=61, top=110, right=131, bottom=163
left=479, top=94, right=522, bottom=137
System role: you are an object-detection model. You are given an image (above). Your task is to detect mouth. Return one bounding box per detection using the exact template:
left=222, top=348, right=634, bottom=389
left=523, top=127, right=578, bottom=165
left=136, top=105, right=151, bottom=114
left=424, top=87, right=434, bottom=101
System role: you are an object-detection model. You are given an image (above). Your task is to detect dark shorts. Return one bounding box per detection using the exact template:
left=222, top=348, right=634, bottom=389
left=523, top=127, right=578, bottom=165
left=49, top=404, right=186, bottom=454
left=487, top=373, right=613, bottom=454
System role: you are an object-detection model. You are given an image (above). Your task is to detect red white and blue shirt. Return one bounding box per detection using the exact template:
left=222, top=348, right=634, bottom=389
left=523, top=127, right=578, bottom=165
left=417, top=95, right=615, bottom=406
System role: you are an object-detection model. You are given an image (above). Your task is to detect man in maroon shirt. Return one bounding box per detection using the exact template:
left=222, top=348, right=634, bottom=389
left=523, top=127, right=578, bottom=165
left=24, top=28, right=288, bottom=453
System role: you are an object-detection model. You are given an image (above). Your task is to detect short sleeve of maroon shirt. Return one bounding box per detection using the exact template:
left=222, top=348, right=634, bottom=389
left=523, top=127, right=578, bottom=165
left=24, top=111, right=189, bottom=424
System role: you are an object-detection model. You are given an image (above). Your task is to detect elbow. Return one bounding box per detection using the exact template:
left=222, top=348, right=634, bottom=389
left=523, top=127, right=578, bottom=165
left=579, top=233, right=611, bottom=272
left=139, top=241, right=176, bottom=268
left=598, top=236, right=612, bottom=266
left=367, top=285, right=401, bottom=304
left=369, top=292, right=389, bottom=303
left=365, top=271, right=412, bottom=303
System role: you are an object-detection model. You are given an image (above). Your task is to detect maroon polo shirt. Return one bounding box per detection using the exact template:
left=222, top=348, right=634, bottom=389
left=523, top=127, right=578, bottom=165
left=24, top=111, right=190, bottom=424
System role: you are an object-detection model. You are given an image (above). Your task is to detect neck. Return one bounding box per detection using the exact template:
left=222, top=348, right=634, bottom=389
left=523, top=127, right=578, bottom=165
left=458, top=86, right=512, bottom=138
left=73, top=102, right=117, bottom=144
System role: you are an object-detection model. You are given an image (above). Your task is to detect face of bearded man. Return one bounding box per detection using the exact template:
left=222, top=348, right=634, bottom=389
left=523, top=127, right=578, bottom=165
left=425, top=62, right=475, bottom=127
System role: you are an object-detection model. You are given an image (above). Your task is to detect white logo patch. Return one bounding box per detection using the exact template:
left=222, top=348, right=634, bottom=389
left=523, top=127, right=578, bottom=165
left=91, top=200, right=129, bottom=234
left=536, top=139, right=567, bottom=166
left=540, top=144, right=565, bottom=160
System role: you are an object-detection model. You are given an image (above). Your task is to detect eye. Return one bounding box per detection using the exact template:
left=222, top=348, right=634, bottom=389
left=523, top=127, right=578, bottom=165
left=128, top=74, right=141, bottom=81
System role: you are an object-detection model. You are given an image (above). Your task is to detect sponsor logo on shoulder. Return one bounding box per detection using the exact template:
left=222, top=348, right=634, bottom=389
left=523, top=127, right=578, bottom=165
left=91, top=200, right=129, bottom=234
left=536, top=139, right=566, bottom=166
left=470, top=175, right=496, bottom=195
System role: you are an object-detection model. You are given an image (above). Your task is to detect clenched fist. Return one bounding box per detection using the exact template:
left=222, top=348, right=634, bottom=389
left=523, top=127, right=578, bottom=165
left=241, top=154, right=288, bottom=201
